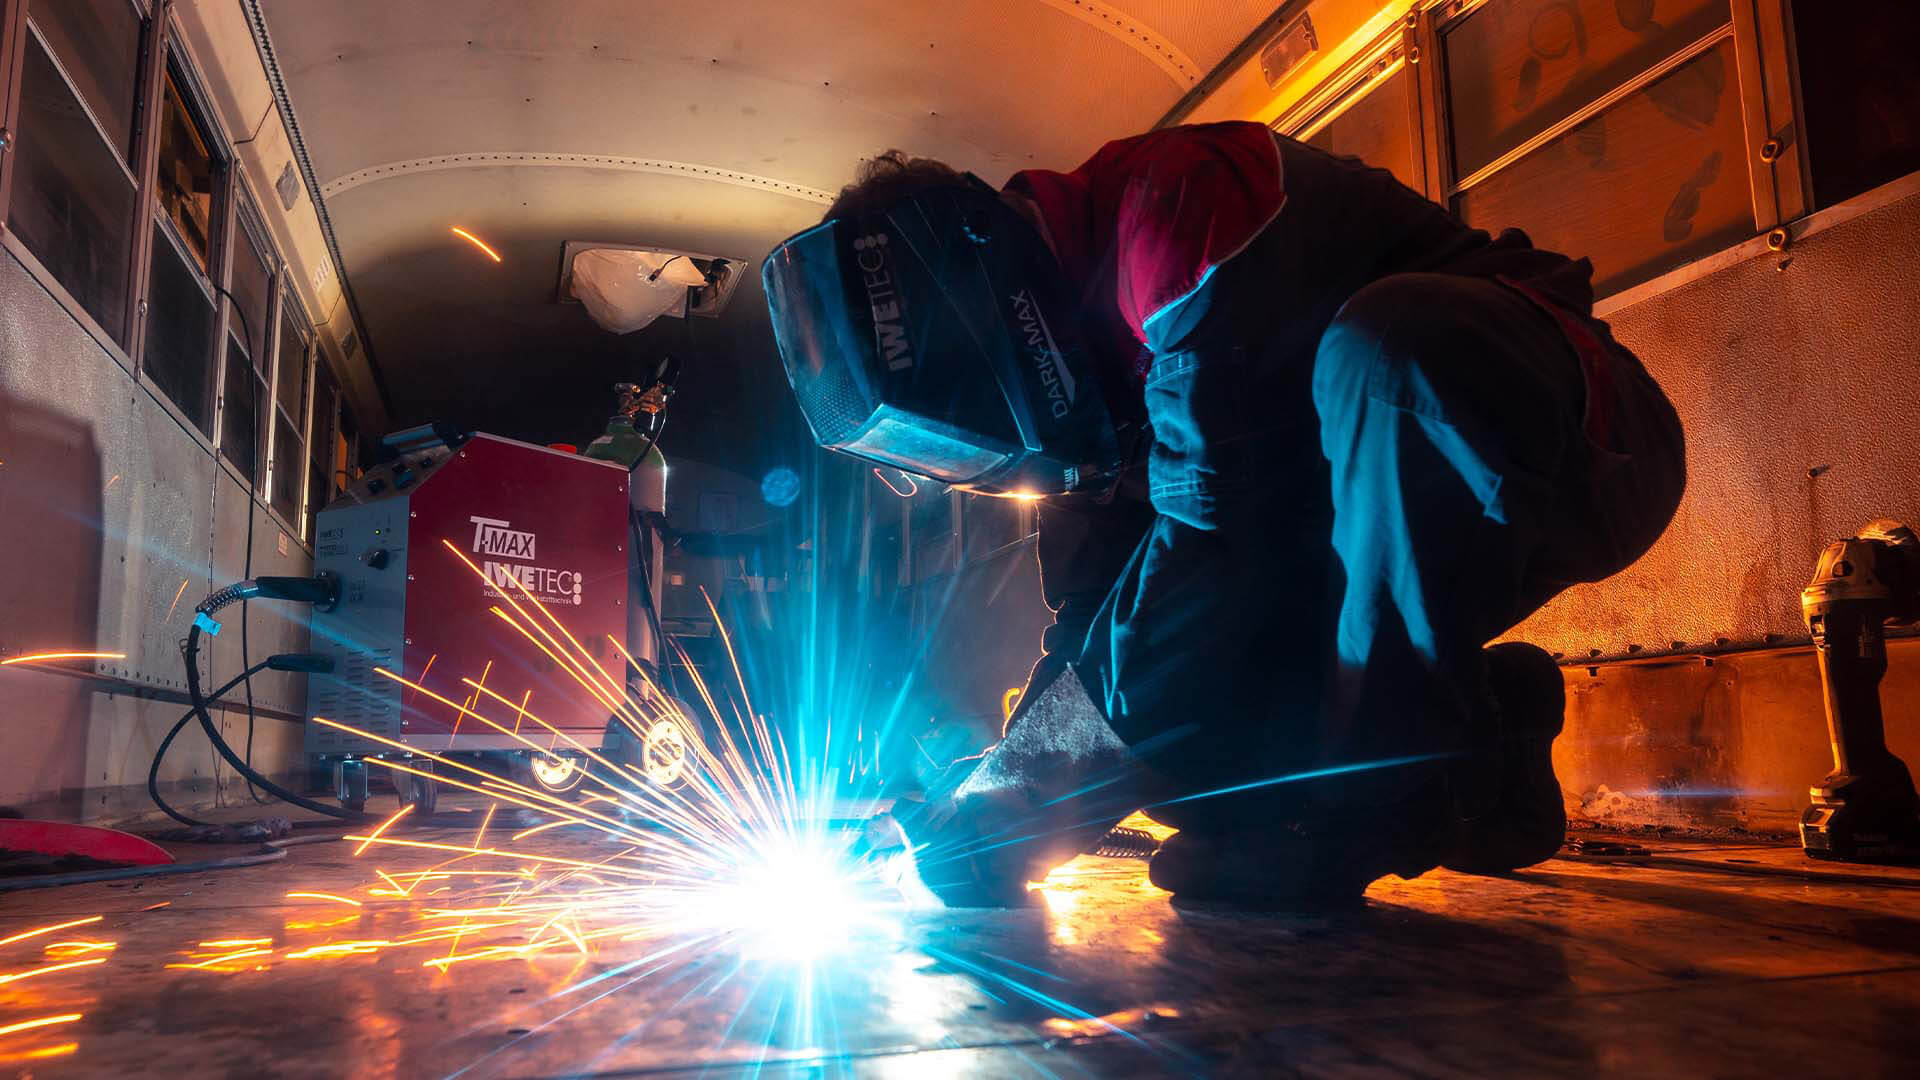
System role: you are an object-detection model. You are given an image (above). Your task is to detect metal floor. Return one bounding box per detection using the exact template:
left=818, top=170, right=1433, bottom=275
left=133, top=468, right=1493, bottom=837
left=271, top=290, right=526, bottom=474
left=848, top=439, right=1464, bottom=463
left=5, top=806, right=1920, bottom=1078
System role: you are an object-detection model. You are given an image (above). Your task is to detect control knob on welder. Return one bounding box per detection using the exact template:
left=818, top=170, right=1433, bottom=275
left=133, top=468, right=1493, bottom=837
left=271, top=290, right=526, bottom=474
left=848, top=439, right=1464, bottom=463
left=362, top=547, right=390, bottom=570
left=1800, top=520, right=1920, bottom=862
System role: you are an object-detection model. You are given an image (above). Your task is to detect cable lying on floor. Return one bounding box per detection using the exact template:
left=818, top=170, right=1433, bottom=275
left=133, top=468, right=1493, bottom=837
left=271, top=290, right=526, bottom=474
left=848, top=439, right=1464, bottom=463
left=0, top=844, right=289, bottom=894
left=148, top=653, right=337, bottom=829
left=162, top=575, right=375, bottom=824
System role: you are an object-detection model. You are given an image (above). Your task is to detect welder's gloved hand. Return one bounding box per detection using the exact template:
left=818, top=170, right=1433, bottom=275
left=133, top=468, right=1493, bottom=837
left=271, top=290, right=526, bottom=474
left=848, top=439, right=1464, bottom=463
left=871, top=664, right=1168, bottom=907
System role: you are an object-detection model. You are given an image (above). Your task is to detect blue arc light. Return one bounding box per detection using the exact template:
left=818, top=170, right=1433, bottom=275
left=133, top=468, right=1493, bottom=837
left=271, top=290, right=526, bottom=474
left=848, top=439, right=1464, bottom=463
left=761, top=467, right=801, bottom=507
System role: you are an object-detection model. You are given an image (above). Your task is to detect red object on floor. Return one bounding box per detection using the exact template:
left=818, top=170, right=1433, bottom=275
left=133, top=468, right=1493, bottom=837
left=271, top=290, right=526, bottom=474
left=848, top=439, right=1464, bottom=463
left=0, top=819, right=175, bottom=866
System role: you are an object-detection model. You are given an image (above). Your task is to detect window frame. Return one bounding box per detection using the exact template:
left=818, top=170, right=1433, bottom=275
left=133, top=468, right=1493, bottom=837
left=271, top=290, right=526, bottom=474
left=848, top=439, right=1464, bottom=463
left=0, top=2, right=31, bottom=221
left=19, top=14, right=142, bottom=191
left=268, top=271, right=316, bottom=540
left=1273, top=19, right=1429, bottom=197
left=214, top=190, right=277, bottom=493
left=0, top=0, right=321, bottom=554
left=0, top=0, right=153, bottom=357
left=1399, top=0, right=1810, bottom=299
left=139, top=40, right=231, bottom=447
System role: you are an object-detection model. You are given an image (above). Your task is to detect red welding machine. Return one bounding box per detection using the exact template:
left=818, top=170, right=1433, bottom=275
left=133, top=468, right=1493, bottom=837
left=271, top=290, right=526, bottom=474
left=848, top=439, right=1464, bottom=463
left=306, top=429, right=630, bottom=798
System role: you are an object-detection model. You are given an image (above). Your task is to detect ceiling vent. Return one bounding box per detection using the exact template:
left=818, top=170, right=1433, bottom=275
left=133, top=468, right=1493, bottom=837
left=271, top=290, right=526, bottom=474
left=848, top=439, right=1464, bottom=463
left=560, top=242, right=747, bottom=335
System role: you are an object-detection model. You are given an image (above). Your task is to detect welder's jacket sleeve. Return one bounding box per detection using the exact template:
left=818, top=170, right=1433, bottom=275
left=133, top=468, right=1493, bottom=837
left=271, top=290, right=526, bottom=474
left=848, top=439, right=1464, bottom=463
left=1008, top=124, right=1303, bottom=736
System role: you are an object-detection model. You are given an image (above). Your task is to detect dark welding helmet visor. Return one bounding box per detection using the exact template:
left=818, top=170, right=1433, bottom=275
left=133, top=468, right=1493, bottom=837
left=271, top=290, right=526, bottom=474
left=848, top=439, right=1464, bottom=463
left=762, top=176, right=1118, bottom=496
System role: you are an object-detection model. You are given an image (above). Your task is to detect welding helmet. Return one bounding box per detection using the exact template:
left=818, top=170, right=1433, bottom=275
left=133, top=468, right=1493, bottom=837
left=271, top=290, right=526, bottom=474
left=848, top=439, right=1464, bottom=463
left=762, top=175, right=1119, bottom=496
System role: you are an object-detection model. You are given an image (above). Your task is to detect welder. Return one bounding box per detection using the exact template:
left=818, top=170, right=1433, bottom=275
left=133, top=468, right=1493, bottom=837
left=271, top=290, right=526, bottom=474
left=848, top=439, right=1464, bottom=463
left=763, top=121, right=1685, bottom=907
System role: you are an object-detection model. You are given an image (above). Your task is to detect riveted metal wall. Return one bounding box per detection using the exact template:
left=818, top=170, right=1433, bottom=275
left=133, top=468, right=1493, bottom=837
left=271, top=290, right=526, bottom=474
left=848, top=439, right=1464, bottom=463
left=0, top=246, right=312, bottom=818
left=1508, top=183, right=1920, bottom=660
left=1552, top=641, right=1920, bottom=838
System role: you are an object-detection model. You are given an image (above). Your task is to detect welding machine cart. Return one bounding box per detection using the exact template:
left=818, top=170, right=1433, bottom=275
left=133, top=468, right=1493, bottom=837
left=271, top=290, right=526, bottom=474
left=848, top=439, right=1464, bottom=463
left=305, top=427, right=646, bottom=811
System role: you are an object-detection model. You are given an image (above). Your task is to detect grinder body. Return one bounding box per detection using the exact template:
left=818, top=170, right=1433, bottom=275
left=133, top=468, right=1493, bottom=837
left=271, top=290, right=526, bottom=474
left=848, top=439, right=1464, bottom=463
left=1800, top=521, right=1920, bottom=861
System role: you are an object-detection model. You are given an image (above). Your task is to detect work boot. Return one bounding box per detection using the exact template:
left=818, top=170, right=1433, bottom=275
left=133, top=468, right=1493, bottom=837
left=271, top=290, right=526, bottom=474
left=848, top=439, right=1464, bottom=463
left=1442, top=642, right=1567, bottom=874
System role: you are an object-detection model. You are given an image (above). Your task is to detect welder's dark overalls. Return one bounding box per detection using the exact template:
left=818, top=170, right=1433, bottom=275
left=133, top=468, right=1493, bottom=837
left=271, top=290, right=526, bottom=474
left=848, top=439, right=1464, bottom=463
left=1017, top=132, right=1685, bottom=832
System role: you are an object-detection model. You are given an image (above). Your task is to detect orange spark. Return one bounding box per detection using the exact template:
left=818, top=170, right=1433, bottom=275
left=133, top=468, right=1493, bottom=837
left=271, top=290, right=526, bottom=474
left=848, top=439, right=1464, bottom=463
left=407, top=652, right=439, bottom=705
left=354, top=803, right=414, bottom=856
left=0, top=916, right=103, bottom=947
left=0, top=1042, right=79, bottom=1062
left=283, top=941, right=393, bottom=960
left=1, top=651, right=125, bottom=666
left=43, top=941, right=117, bottom=956
left=510, top=819, right=581, bottom=841
left=286, top=892, right=362, bottom=907
left=164, top=578, right=192, bottom=622
left=0, top=957, right=108, bottom=986
left=164, top=947, right=272, bottom=971
left=451, top=226, right=502, bottom=262
left=0, top=1014, right=81, bottom=1037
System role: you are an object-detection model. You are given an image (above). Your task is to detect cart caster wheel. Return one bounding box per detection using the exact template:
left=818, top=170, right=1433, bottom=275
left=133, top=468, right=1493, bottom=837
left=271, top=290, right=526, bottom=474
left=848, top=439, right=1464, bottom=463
left=511, top=751, right=586, bottom=794
left=334, top=757, right=369, bottom=813
left=396, top=760, right=438, bottom=816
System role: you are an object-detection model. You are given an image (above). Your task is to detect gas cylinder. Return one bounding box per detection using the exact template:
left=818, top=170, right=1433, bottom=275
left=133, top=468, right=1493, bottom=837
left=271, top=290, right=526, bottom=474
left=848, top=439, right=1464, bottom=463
left=628, top=439, right=667, bottom=673
left=584, top=402, right=668, bottom=677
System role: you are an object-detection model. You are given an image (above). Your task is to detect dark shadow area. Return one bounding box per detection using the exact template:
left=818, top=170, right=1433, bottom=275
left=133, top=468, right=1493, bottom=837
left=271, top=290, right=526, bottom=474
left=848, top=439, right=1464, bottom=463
left=0, top=391, right=104, bottom=820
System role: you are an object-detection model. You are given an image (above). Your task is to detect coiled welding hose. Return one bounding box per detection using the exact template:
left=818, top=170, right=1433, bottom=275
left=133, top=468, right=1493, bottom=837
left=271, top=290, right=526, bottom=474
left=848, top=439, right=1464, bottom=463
left=178, top=575, right=375, bottom=824
left=148, top=652, right=354, bottom=828
left=149, top=659, right=276, bottom=827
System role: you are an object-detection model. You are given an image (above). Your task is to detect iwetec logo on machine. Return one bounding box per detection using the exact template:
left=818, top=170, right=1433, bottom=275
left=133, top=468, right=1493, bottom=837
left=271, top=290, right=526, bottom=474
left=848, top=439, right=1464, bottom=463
left=469, top=515, right=585, bottom=606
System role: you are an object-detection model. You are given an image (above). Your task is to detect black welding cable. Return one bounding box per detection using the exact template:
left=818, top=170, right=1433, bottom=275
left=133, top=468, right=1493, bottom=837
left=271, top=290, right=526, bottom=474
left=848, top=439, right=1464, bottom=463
left=207, top=279, right=270, bottom=806
left=625, top=361, right=677, bottom=696
left=182, top=585, right=373, bottom=822
left=148, top=659, right=277, bottom=828
left=628, top=502, right=676, bottom=698
left=185, top=623, right=369, bottom=820
left=0, top=844, right=287, bottom=894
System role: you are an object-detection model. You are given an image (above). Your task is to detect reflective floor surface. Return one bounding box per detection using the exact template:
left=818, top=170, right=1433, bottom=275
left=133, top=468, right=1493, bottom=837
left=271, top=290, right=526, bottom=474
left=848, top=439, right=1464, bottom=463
left=4, top=807, right=1919, bottom=1078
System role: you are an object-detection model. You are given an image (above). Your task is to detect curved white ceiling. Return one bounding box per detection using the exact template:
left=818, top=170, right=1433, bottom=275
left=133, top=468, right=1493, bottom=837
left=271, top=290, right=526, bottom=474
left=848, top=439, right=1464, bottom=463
left=256, top=0, right=1276, bottom=457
